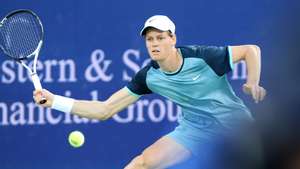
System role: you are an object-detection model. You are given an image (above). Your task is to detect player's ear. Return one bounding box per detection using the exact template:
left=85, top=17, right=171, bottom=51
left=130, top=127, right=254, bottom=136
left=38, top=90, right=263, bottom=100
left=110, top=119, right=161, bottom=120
left=170, top=33, right=177, bottom=46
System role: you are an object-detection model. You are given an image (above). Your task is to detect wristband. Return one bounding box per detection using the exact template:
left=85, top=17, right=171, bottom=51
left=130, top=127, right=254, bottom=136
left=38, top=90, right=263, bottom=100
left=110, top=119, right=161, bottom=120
left=51, top=95, right=74, bottom=113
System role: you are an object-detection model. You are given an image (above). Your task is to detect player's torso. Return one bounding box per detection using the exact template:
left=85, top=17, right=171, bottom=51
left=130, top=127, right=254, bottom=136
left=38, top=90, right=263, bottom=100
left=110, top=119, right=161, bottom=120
left=146, top=57, right=231, bottom=106
left=147, top=57, right=220, bottom=103
left=145, top=57, right=252, bottom=127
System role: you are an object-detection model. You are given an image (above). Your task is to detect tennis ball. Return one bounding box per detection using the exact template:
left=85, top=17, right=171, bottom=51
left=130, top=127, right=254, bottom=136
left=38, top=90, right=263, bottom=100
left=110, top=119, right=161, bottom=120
left=68, top=130, right=85, bottom=148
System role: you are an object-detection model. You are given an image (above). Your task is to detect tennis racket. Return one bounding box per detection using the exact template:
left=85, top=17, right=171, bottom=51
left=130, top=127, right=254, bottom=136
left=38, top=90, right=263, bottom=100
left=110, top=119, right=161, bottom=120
left=0, top=9, right=46, bottom=104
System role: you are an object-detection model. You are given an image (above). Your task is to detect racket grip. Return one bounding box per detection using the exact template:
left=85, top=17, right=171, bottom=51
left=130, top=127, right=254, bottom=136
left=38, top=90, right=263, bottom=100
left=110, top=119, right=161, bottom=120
left=31, top=73, right=42, bottom=90
left=31, top=73, right=47, bottom=104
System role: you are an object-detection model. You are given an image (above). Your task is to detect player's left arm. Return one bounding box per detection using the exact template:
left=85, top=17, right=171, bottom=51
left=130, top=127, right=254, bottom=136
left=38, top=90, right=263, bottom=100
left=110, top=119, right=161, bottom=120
left=230, top=45, right=266, bottom=103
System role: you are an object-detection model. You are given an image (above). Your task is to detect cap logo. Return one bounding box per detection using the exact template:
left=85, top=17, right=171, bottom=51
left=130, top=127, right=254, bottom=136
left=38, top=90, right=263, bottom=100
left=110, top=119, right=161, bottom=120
left=148, top=18, right=155, bottom=23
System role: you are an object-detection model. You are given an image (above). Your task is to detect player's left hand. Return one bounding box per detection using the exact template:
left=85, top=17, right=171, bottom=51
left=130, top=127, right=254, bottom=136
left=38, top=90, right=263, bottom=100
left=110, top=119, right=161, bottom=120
left=243, top=83, right=266, bottom=103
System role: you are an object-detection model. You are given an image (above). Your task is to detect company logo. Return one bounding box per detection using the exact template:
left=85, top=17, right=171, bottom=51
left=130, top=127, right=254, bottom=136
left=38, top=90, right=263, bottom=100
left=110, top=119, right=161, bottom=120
left=192, top=74, right=200, bottom=81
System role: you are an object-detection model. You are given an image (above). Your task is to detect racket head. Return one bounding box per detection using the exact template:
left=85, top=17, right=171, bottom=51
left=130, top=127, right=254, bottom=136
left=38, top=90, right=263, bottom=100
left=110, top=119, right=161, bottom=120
left=0, top=9, right=44, bottom=61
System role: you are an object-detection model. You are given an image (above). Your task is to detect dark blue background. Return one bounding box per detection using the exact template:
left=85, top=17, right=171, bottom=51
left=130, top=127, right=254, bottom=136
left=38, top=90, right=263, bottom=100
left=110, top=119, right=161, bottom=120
left=1, top=0, right=299, bottom=168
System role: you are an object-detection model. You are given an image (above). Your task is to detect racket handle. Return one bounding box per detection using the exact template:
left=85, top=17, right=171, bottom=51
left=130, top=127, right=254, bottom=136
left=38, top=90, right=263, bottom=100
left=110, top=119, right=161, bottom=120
left=31, top=73, right=47, bottom=104
left=31, top=73, right=42, bottom=90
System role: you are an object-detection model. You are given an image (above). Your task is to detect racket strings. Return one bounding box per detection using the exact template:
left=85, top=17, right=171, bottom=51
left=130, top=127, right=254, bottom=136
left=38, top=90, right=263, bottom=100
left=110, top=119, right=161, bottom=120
left=0, top=12, right=43, bottom=60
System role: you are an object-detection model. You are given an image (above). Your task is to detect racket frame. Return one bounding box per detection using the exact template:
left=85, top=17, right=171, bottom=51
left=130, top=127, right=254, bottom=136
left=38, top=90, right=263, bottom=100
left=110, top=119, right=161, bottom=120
left=0, top=9, right=46, bottom=103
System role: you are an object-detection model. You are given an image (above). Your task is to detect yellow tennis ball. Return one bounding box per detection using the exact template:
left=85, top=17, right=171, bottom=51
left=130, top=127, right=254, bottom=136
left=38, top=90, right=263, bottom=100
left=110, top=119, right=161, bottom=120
left=68, top=131, right=85, bottom=148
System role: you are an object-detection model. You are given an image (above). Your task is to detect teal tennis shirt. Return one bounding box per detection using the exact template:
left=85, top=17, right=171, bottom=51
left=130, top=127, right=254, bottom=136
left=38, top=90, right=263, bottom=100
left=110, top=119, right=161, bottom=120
left=126, top=45, right=252, bottom=128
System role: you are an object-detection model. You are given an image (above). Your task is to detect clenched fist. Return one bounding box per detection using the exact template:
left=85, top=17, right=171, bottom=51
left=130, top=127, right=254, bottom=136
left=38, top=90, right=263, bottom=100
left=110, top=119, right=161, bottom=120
left=243, top=83, right=266, bottom=103
left=33, top=89, right=54, bottom=107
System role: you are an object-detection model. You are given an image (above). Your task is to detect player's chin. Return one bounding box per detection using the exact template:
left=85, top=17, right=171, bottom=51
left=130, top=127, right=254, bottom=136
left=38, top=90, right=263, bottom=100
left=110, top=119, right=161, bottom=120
left=149, top=54, right=163, bottom=61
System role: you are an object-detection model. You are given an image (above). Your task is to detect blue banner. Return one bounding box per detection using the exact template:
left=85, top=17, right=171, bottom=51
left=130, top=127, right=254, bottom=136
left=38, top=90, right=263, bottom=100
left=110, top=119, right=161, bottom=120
left=1, top=0, right=299, bottom=168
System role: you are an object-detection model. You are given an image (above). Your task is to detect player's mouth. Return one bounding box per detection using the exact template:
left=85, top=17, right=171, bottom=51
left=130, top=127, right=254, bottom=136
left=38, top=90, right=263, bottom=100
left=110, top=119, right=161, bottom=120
left=152, top=49, right=160, bottom=54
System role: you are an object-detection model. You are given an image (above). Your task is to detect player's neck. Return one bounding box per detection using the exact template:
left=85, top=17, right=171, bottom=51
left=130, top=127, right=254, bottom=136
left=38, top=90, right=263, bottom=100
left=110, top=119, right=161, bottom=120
left=158, top=48, right=183, bottom=73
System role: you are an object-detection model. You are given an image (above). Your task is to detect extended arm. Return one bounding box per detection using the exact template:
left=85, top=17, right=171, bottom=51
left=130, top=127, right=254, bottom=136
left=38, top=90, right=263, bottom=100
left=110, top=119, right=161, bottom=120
left=33, top=87, right=140, bottom=120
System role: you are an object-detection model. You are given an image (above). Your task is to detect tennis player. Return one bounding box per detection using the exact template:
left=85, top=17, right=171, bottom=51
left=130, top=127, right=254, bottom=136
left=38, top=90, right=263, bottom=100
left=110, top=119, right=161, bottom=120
left=33, top=15, right=266, bottom=169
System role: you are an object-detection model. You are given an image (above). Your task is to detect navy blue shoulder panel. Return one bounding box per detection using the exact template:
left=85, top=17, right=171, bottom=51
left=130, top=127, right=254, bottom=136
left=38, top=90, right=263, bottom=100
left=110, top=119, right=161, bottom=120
left=151, top=60, right=160, bottom=69
left=178, top=45, right=232, bottom=76
left=126, top=61, right=158, bottom=95
left=178, top=45, right=199, bottom=58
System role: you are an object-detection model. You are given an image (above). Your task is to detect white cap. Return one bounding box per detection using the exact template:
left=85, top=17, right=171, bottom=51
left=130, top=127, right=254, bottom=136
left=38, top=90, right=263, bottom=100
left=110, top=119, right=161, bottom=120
left=140, top=15, right=176, bottom=36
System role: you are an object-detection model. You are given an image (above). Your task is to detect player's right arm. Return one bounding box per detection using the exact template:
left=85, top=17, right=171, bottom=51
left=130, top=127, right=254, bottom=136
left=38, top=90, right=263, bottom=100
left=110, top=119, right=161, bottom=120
left=34, top=61, right=153, bottom=120
left=33, top=87, right=140, bottom=120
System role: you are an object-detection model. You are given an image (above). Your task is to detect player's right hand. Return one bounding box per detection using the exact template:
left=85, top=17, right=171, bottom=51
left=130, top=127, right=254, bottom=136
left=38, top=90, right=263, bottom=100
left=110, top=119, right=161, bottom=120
left=33, top=89, right=54, bottom=108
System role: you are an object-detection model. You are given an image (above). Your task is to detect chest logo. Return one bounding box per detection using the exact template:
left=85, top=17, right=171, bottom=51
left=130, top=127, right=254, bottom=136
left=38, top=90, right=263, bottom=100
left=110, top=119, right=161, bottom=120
left=192, top=74, right=201, bottom=81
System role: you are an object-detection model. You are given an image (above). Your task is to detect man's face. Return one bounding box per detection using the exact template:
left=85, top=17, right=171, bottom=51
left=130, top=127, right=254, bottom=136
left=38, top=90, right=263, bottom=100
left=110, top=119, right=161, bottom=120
left=144, top=28, right=176, bottom=61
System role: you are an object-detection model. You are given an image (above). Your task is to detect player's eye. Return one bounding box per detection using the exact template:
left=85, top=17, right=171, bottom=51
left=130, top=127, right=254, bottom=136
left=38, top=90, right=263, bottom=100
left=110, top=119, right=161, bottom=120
left=146, top=37, right=153, bottom=41
left=157, top=36, right=165, bottom=41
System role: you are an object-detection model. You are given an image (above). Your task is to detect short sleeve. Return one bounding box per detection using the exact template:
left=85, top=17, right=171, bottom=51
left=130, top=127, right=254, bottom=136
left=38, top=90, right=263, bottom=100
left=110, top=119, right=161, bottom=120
left=126, top=64, right=153, bottom=96
left=197, top=45, right=233, bottom=76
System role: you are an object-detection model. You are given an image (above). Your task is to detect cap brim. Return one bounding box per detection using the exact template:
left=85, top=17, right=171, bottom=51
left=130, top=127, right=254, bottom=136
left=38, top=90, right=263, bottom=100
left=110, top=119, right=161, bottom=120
left=140, top=27, right=148, bottom=36
left=140, top=26, right=169, bottom=36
